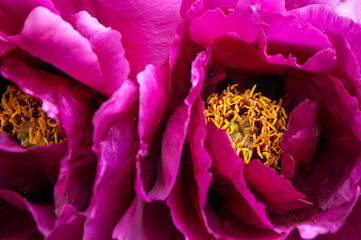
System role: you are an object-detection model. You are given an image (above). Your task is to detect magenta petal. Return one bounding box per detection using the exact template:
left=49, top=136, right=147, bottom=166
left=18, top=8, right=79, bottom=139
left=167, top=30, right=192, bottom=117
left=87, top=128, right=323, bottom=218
left=137, top=65, right=169, bottom=145
left=51, top=0, right=96, bottom=21
left=291, top=5, right=361, bottom=67
left=17, top=7, right=105, bottom=94
left=243, top=159, right=310, bottom=212
left=188, top=8, right=261, bottom=47
left=212, top=33, right=268, bottom=69
left=91, top=80, right=138, bottom=194
left=84, top=80, right=138, bottom=239
left=281, top=99, right=320, bottom=169
left=297, top=187, right=359, bottom=239
left=314, top=195, right=361, bottom=240
left=72, top=11, right=130, bottom=96
left=297, top=75, right=361, bottom=209
left=0, top=190, right=55, bottom=238
left=147, top=49, right=211, bottom=200
left=335, top=0, right=361, bottom=24
left=327, top=32, right=361, bottom=101
left=53, top=86, right=97, bottom=213
left=167, top=175, right=211, bottom=239
left=94, top=0, right=182, bottom=76
left=136, top=65, right=170, bottom=200
left=265, top=13, right=332, bottom=65
left=112, top=197, right=174, bottom=240
left=44, top=205, right=85, bottom=240
left=0, top=0, right=58, bottom=36
left=205, top=123, right=273, bottom=230
left=280, top=152, right=295, bottom=179
left=83, top=156, right=135, bottom=240
left=167, top=97, right=213, bottom=239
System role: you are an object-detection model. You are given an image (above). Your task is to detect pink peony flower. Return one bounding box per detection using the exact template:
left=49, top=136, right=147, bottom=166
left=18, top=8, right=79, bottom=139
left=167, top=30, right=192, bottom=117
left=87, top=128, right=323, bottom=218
left=131, top=0, right=361, bottom=239
left=0, top=0, right=182, bottom=238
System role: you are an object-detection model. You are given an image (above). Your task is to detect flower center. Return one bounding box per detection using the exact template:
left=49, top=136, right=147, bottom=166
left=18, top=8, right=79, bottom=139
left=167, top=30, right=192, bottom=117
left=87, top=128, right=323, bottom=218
left=0, top=85, right=64, bottom=147
left=204, top=84, right=288, bottom=169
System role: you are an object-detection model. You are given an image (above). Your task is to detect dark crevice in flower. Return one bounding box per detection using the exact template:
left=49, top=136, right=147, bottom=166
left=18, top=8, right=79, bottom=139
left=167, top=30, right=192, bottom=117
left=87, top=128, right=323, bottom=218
left=17, top=189, right=54, bottom=205
left=0, top=85, right=65, bottom=147
left=204, top=84, right=288, bottom=169
left=207, top=188, right=222, bottom=215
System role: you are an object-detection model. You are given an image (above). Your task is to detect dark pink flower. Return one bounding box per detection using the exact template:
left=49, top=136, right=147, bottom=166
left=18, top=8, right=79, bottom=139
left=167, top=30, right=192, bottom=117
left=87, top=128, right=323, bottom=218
left=132, top=0, right=361, bottom=239
left=0, top=0, right=182, bottom=238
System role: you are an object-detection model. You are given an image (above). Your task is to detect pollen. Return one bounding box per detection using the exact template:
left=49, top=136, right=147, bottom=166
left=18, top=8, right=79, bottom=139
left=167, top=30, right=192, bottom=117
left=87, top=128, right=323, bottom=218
left=0, top=85, right=65, bottom=147
left=204, top=84, right=288, bottom=169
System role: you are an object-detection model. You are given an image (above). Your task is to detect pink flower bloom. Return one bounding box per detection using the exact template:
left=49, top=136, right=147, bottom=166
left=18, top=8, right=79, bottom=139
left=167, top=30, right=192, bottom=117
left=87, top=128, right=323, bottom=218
left=0, top=0, right=182, bottom=238
left=131, top=0, right=361, bottom=239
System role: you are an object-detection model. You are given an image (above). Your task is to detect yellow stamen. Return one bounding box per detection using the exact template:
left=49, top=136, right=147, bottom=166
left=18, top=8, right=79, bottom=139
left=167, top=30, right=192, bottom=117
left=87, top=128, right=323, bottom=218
left=204, top=84, right=288, bottom=169
left=0, top=85, right=65, bottom=147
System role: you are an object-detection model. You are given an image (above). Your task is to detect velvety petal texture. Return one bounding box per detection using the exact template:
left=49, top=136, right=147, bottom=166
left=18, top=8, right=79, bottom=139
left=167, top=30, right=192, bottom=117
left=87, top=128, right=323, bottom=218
left=84, top=80, right=138, bottom=240
left=153, top=0, right=361, bottom=239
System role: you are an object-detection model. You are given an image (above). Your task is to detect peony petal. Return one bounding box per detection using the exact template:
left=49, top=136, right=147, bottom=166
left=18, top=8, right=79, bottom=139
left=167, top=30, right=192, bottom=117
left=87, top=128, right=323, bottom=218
left=0, top=0, right=58, bottom=36
left=137, top=65, right=169, bottom=145
left=17, top=7, right=105, bottom=94
left=295, top=75, right=361, bottom=209
left=167, top=96, right=213, bottom=239
left=281, top=99, right=320, bottom=169
left=0, top=56, right=98, bottom=214
left=45, top=205, right=86, bottom=240
left=83, top=156, right=135, bottom=240
left=243, top=159, right=310, bottom=212
left=72, top=11, right=130, bottom=96
left=136, top=65, right=170, bottom=200
left=146, top=49, right=211, bottom=200
left=335, top=0, right=361, bottom=24
left=93, top=0, right=182, bottom=76
left=84, top=80, right=138, bottom=239
left=265, top=13, right=332, bottom=65
left=112, top=197, right=174, bottom=240
left=0, top=190, right=55, bottom=238
left=326, top=32, right=361, bottom=102
left=51, top=0, right=96, bottom=21
left=314, top=195, right=361, bottom=240
left=188, top=8, right=261, bottom=47
left=291, top=5, right=361, bottom=67
left=205, top=123, right=273, bottom=230
left=91, top=80, right=138, bottom=194
left=53, top=85, right=97, bottom=213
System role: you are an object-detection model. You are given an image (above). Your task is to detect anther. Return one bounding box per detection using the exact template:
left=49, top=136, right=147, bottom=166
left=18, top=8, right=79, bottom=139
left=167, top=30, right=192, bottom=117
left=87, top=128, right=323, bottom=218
left=204, top=84, right=288, bottom=169
left=0, top=85, right=65, bottom=147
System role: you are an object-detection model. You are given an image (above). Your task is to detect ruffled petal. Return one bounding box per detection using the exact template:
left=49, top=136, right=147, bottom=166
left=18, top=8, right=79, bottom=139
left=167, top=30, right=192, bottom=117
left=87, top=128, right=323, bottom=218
left=91, top=80, right=138, bottom=194
left=45, top=205, right=86, bottom=240
left=167, top=96, right=213, bottom=239
left=84, top=80, right=138, bottom=239
left=146, top=49, right=211, bottom=200
left=314, top=195, right=361, bottom=240
left=72, top=11, right=130, bottom=96
left=205, top=123, right=273, bottom=230
left=1, top=51, right=98, bottom=213
left=290, top=5, right=361, bottom=68
left=243, top=159, right=310, bottom=212
left=17, top=7, right=105, bottom=94
left=93, top=0, right=182, bottom=76
left=0, top=190, right=55, bottom=238
left=83, top=157, right=135, bottom=240
left=335, top=0, right=361, bottom=24
left=281, top=99, right=320, bottom=170
left=112, top=197, right=174, bottom=240
left=136, top=65, right=170, bottom=200
left=0, top=0, right=58, bottom=36
left=302, top=75, right=361, bottom=208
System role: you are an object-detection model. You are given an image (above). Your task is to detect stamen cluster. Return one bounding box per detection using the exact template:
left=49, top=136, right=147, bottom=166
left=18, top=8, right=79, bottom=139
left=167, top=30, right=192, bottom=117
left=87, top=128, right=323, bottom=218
left=204, top=84, right=288, bottom=169
left=0, top=85, right=64, bottom=147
